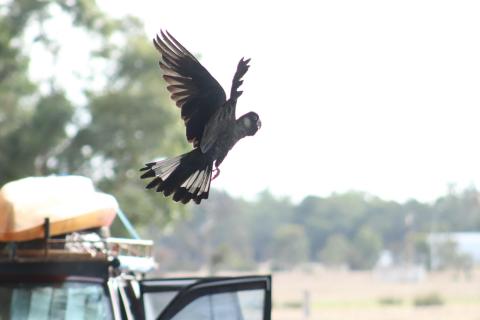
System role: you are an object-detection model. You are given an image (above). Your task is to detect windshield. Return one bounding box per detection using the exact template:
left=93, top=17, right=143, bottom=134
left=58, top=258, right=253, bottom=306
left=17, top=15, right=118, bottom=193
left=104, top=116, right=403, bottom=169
left=0, top=281, right=112, bottom=320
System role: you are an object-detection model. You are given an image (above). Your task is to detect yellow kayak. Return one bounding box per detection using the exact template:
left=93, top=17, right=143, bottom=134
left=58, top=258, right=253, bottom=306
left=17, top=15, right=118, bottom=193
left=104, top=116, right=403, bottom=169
left=0, top=176, right=117, bottom=242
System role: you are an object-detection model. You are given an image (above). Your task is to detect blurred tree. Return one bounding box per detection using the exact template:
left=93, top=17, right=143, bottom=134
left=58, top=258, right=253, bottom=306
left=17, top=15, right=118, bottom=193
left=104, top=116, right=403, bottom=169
left=413, top=233, right=431, bottom=268
left=146, top=186, right=479, bottom=272
left=348, top=226, right=382, bottom=270
left=295, top=192, right=368, bottom=260
left=0, top=91, right=74, bottom=181
left=319, top=233, right=350, bottom=267
left=247, top=190, right=294, bottom=262
left=271, top=224, right=309, bottom=270
left=60, top=19, right=189, bottom=228
left=0, top=0, right=188, bottom=231
left=152, top=191, right=256, bottom=272
left=195, top=191, right=255, bottom=273
left=433, top=187, right=480, bottom=232
left=360, top=198, right=405, bottom=253
left=0, top=0, right=65, bottom=180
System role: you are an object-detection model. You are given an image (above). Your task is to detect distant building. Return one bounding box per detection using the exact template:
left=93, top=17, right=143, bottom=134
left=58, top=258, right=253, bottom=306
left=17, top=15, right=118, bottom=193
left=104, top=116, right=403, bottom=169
left=428, top=232, right=480, bottom=269
left=373, top=250, right=426, bottom=282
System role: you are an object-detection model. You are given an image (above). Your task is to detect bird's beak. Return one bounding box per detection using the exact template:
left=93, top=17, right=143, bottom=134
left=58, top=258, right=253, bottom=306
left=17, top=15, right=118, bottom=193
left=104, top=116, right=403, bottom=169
left=256, top=119, right=262, bottom=129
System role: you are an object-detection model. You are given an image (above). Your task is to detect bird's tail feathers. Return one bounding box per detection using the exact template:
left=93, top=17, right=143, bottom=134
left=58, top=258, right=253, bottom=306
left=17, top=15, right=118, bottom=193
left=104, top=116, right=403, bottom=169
left=140, top=149, right=212, bottom=204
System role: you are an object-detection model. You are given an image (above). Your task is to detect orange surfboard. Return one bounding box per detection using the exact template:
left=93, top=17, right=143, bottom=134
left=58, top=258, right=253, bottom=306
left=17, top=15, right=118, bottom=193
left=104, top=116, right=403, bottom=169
left=0, top=176, right=117, bottom=242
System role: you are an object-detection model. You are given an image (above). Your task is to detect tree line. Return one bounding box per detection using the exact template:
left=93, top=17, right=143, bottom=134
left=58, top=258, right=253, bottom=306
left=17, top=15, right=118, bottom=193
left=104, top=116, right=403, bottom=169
left=153, top=187, right=480, bottom=272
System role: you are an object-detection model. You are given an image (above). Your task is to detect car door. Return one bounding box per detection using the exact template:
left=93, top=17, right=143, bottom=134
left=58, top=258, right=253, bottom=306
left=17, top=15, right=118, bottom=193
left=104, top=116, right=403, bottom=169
left=140, top=276, right=271, bottom=320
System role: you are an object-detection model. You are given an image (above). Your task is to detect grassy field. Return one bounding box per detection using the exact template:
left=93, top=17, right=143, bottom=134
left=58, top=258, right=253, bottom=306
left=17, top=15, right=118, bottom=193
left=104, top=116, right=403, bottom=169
left=162, top=268, right=480, bottom=319
left=271, top=268, right=480, bottom=320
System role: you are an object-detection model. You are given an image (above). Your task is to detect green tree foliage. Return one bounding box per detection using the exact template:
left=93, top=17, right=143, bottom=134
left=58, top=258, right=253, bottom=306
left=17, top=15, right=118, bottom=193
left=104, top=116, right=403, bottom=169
left=247, top=190, right=294, bottom=262
left=154, top=191, right=255, bottom=272
left=433, top=239, right=473, bottom=276
left=432, top=187, right=480, bottom=232
left=0, top=91, right=74, bottom=181
left=320, top=233, right=350, bottom=267
left=0, top=0, right=65, bottom=180
left=294, top=193, right=369, bottom=260
left=0, top=0, right=187, bottom=230
left=271, top=224, right=309, bottom=270
left=349, top=226, right=382, bottom=270
left=60, top=20, right=188, bottom=227
left=153, top=188, right=480, bottom=272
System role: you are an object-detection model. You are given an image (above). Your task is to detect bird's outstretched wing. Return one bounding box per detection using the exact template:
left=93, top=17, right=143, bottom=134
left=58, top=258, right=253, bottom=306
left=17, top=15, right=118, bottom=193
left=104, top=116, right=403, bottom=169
left=154, top=30, right=227, bottom=148
left=200, top=58, right=251, bottom=153
left=230, top=57, right=251, bottom=101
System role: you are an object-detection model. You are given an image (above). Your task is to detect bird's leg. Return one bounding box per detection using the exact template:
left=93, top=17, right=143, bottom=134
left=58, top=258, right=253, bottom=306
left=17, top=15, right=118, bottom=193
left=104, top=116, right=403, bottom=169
left=211, top=166, right=221, bottom=180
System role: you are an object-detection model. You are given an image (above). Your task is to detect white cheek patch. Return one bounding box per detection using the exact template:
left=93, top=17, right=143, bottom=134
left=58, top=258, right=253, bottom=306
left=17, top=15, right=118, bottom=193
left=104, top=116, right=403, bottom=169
left=244, top=117, right=251, bottom=128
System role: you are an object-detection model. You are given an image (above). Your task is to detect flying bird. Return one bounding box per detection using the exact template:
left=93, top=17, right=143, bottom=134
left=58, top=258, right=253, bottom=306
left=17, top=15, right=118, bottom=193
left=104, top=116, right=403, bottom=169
left=140, top=30, right=261, bottom=204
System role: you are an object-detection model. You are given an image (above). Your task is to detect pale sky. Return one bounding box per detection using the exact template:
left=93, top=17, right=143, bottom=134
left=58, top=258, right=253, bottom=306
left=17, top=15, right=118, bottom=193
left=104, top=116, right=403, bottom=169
left=35, top=1, right=480, bottom=203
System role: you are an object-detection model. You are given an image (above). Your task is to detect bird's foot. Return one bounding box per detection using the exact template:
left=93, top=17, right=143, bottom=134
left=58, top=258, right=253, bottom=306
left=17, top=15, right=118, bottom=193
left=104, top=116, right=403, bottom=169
left=211, top=167, right=220, bottom=180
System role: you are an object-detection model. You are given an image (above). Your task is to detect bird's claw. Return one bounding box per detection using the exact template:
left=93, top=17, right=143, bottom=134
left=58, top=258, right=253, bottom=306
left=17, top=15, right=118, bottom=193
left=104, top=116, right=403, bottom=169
left=211, top=167, right=220, bottom=180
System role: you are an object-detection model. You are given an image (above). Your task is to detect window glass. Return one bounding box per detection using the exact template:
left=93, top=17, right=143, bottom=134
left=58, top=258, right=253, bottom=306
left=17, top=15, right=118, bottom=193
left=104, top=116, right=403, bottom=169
left=0, top=282, right=112, bottom=320
left=143, top=291, right=178, bottom=320
left=171, top=289, right=264, bottom=320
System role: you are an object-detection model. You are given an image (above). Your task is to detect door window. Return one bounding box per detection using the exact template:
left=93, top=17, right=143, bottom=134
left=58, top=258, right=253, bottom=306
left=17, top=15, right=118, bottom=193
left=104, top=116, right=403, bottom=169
left=171, top=289, right=265, bottom=320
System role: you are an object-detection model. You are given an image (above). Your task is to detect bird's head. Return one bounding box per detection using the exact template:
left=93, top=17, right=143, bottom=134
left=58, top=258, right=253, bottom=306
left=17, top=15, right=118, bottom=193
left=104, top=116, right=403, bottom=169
left=238, top=111, right=262, bottom=136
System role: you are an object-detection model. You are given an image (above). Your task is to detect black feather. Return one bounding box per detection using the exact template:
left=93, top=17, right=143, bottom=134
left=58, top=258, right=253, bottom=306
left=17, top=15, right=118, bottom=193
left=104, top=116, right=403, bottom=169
left=140, top=162, right=155, bottom=171
left=146, top=177, right=162, bottom=189
left=141, top=148, right=212, bottom=203
left=140, top=170, right=156, bottom=179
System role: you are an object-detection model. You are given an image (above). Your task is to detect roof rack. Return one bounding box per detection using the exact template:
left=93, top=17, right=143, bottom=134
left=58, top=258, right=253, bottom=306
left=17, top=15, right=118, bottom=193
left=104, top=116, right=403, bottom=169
left=0, top=218, right=156, bottom=274
left=0, top=236, right=152, bottom=259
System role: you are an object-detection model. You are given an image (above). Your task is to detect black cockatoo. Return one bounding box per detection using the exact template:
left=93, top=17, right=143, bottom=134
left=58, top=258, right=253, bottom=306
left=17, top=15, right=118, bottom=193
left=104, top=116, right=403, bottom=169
left=140, top=30, right=261, bottom=204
